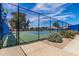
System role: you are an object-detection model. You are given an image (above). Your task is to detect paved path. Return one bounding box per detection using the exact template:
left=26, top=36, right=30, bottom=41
left=20, top=41, right=75, bottom=56
left=63, top=35, right=79, bottom=55
left=0, top=41, right=75, bottom=56
left=0, top=46, right=25, bottom=56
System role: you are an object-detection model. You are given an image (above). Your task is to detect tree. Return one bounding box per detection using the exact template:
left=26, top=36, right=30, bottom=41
left=10, top=12, right=27, bottom=30
left=26, top=19, right=30, bottom=30
left=53, top=21, right=60, bottom=28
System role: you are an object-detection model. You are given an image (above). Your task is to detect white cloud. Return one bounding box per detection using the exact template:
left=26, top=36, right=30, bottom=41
left=33, top=3, right=48, bottom=11
left=52, top=14, right=76, bottom=20
left=2, top=3, right=76, bottom=23
left=30, top=3, right=76, bottom=22
left=45, top=3, right=65, bottom=8
left=30, top=3, right=66, bottom=22
left=29, top=10, right=76, bottom=22
left=48, top=8, right=65, bottom=17
left=33, top=3, right=66, bottom=11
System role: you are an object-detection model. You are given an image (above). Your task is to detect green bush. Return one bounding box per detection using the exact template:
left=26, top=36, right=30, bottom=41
left=48, top=32, right=63, bottom=43
left=60, top=30, right=75, bottom=39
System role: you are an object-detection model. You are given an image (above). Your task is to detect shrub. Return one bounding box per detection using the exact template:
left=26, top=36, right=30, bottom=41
left=48, top=32, right=63, bottom=43
left=60, top=30, right=75, bottom=39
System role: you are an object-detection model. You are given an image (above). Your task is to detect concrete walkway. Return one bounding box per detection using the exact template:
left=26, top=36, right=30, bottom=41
left=20, top=41, right=75, bottom=56
left=63, top=35, right=79, bottom=55
left=0, top=40, right=77, bottom=56
left=0, top=46, right=25, bottom=56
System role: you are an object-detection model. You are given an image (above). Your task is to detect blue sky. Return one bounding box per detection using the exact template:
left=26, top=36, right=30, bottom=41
left=2, top=3, right=79, bottom=27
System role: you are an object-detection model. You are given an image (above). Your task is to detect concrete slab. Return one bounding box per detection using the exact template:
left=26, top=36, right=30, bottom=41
left=28, top=47, right=75, bottom=56
left=0, top=46, right=25, bottom=56
left=20, top=41, right=50, bottom=54
left=20, top=41, right=75, bottom=56
left=0, top=39, right=77, bottom=56
left=63, top=35, right=79, bottom=56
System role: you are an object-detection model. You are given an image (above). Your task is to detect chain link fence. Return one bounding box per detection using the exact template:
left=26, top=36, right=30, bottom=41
left=0, top=3, right=78, bottom=49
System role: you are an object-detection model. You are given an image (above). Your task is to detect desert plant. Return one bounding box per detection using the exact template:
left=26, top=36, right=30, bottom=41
left=48, top=32, right=63, bottom=43
left=60, top=30, right=75, bottom=39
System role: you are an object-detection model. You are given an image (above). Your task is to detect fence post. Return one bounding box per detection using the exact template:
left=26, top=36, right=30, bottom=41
left=16, top=4, right=20, bottom=45
left=78, top=24, right=79, bottom=32
left=62, top=21, right=64, bottom=31
left=0, top=3, right=3, bottom=49
left=57, top=20, right=58, bottom=33
left=49, top=17, right=52, bottom=34
left=38, top=14, right=40, bottom=40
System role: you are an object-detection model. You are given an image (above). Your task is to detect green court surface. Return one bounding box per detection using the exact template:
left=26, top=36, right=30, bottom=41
left=2, top=31, right=50, bottom=47
left=20, top=31, right=49, bottom=43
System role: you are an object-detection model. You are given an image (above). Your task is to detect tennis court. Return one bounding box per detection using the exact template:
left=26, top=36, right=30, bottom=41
left=2, top=31, right=50, bottom=47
